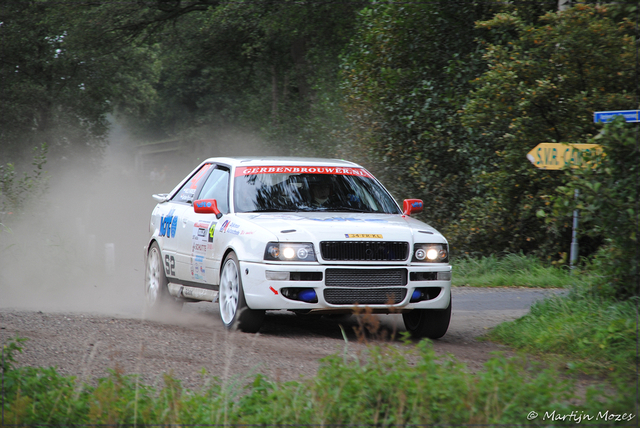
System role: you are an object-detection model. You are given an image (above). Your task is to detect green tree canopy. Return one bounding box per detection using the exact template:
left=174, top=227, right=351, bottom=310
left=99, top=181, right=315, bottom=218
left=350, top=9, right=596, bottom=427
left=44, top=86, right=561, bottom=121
left=118, top=0, right=364, bottom=156
left=454, top=4, right=636, bottom=257
left=0, top=1, right=159, bottom=166
left=340, top=1, right=508, bottom=230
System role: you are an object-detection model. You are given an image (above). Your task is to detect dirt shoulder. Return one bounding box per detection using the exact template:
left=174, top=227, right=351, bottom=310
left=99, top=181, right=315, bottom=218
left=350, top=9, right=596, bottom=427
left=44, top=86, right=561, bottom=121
left=0, top=287, right=550, bottom=389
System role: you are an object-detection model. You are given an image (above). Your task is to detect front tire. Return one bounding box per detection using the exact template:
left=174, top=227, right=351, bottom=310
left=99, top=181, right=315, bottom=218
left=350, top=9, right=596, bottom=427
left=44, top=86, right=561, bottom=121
left=218, top=253, right=264, bottom=333
left=144, top=242, right=182, bottom=316
left=402, top=299, right=452, bottom=339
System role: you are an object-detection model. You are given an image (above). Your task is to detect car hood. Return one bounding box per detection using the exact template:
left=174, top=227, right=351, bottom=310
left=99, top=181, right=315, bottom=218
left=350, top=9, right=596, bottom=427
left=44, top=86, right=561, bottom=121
left=238, top=212, right=446, bottom=244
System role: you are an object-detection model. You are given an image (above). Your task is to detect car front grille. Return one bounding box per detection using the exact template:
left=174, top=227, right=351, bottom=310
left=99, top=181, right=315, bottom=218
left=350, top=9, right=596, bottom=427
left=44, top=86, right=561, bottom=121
left=325, top=268, right=407, bottom=287
left=320, top=241, right=409, bottom=261
left=324, top=288, right=407, bottom=305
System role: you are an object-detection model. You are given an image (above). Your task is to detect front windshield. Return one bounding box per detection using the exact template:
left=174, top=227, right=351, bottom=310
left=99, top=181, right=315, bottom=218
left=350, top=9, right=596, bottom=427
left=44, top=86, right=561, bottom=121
left=233, top=166, right=401, bottom=214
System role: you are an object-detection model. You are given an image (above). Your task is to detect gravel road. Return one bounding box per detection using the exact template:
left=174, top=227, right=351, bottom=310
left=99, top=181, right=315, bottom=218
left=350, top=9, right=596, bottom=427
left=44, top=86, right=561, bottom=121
left=0, top=286, right=562, bottom=390
left=0, top=135, right=568, bottom=393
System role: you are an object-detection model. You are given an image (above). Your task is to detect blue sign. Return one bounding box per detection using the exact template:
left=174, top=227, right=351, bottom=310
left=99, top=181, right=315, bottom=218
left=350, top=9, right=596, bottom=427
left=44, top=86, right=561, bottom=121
left=594, top=110, right=640, bottom=123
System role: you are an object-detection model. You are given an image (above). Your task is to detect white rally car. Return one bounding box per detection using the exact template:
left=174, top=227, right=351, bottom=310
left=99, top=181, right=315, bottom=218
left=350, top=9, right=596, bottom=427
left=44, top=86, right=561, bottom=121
left=145, top=157, right=452, bottom=338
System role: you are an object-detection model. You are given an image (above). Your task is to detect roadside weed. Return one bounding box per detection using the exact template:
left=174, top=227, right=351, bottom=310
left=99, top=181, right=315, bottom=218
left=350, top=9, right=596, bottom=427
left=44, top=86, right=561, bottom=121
left=1, top=336, right=630, bottom=425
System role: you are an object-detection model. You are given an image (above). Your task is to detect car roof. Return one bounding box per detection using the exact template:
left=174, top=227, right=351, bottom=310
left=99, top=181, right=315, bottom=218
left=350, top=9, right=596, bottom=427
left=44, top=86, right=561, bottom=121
left=203, top=156, right=363, bottom=168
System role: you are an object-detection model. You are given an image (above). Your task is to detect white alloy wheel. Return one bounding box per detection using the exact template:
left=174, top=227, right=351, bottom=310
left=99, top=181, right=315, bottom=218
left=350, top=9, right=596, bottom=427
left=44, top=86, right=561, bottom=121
left=219, top=256, right=241, bottom=325
left=144, top=242, right=182, bottom=315
left=218, top=253, right=264, bottom=332
left=146, top=245, right=163, bottom=308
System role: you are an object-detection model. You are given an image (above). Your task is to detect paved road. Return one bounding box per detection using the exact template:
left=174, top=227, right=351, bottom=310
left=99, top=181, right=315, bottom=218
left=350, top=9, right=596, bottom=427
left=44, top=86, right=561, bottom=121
left=453, top=286, right=565, bottom=311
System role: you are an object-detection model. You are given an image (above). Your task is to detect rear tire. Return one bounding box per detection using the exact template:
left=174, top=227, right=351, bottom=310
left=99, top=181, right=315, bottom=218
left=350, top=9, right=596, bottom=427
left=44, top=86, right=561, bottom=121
left=402, top=299, right=451, bottom=339
left=218, top=253, right=264, bottom=333
left=144, top=242, right=183, bottom=316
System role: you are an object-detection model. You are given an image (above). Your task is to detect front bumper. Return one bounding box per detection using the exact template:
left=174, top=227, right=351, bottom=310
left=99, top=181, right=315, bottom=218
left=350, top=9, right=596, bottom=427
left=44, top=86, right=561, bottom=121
left=239, top=261, right=451, bottom=312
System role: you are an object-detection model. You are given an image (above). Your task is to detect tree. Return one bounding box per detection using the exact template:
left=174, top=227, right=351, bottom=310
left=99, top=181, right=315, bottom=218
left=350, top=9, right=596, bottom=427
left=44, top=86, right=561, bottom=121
left=455, top=4, right=636, bottom=257
left=340, top=1, right=505, bottom=231
left=118, top=0, right=364, bottom=157
left=0, top=1, right=159, bottom=167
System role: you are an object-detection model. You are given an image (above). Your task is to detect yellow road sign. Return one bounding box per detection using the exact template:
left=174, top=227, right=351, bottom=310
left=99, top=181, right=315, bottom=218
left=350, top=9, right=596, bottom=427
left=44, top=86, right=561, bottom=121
left=526, top=143, right=603, bottom=170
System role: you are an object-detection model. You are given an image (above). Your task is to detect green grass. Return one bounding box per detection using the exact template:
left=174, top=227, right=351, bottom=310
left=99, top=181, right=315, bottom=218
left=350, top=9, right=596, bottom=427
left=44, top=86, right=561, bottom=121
left=452, top=253, right=589, bottom=288
left=454, top=254, right=636, bottom=380
left=488, top=285, right=638, bottom=377
left=1, top=337, right=633, bottom=425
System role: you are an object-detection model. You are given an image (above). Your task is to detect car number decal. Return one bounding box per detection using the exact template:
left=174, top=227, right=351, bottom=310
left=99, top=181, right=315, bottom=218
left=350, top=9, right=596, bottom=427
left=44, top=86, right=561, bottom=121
left=164, top=255, right=176, bottom=276
left=208, top=224, right=215, bottom=242
left=345, top=234, right=383, bottom=239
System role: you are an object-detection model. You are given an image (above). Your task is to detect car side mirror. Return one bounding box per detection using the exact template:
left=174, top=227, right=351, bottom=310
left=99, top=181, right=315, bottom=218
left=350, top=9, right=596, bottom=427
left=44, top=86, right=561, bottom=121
left=403, top=199, right=423, bottom=216
left=193, top=199, right=223, bottom=219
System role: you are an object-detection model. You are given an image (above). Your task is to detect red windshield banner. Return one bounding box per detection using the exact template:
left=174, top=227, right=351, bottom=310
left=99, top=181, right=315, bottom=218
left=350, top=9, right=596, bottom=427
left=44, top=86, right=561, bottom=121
left=235, top=166, right=373, bottom=178
left=189, top=163, right=212, bottom=189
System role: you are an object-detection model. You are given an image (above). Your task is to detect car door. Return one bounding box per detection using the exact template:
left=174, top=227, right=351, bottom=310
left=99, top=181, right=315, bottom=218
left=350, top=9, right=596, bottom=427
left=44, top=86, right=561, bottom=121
left=165, top=163, right=213, bottom=281
left=175, top=165, right=230, bottom=286
left=153, top=200, right=188, bottom=282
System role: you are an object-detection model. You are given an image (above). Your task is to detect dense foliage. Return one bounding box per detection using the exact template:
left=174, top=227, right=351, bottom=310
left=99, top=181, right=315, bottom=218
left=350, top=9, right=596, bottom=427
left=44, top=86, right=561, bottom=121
left=116, top=0, right=364, bottom=156
left=455, top=4, right=637, bottom=258
left=339, top=2, right=502, bottom=229
left=0, top=144, right=48, bottom=221
left=0, top=2, right=158, bottom=166
left=552, top=118, right=639, bottom=298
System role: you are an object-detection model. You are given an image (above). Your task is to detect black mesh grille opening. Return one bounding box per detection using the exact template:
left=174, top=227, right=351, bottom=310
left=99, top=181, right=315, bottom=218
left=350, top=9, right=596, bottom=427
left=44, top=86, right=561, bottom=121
left=409, top=272, right=438, bottom=281
left=325, top=269, right=407, bottom=287
left=290, top=272, right=323, bottom=281
left=324, top=288, right=407, bottom=305
left=321, top=241, right=409, bottom=261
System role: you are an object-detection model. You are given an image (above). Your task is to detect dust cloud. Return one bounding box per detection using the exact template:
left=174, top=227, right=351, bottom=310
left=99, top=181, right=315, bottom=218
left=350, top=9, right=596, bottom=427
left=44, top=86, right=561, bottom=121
left=0, top=122, right=284, bottom=317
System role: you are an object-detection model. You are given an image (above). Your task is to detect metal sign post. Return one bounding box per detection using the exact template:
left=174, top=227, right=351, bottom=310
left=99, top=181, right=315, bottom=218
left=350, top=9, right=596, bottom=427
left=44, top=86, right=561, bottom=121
left=526, top=110, right=633, bottom=270
left=570, top=189, right=579, bottom=271
left=527, top=143, right=602, bottom=271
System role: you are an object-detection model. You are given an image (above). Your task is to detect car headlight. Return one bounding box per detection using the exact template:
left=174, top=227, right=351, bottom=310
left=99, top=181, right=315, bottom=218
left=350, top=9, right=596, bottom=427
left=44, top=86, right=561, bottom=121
left=264, top=242, right=317, bottom=262
left=412, top=243, right=448, bottom=263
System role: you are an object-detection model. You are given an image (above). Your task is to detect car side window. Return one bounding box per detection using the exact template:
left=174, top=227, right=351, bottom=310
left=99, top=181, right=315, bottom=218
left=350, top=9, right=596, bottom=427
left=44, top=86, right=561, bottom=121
left=172, top=163, right=213, bottom=204
left=198, top=167, right=230, bottom=213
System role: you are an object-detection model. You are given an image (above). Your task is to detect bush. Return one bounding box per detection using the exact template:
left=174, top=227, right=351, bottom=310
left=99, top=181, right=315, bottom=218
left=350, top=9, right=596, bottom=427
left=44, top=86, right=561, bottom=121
left=1, top=336, right=632, bottom=425
left=0, top=144, right=48, bottom=228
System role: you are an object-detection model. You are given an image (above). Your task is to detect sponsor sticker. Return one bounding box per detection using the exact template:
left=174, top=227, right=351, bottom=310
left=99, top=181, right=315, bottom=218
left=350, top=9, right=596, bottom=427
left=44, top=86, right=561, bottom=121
left=191, top=221, right=210, bottom=281
left=220, top=220, right=241, bottom=235
left=235, top=166, right=374, bottom=178
left=345, top=234, right=383, bottom=239
left=159, top=209, right=178, bottom=238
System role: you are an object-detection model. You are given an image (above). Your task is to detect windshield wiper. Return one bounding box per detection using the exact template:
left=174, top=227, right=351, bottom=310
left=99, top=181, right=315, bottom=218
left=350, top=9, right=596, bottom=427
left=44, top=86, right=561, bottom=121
left=322, top=207, right=371, bottom=213
left=248, top=208, right=293, bottom=213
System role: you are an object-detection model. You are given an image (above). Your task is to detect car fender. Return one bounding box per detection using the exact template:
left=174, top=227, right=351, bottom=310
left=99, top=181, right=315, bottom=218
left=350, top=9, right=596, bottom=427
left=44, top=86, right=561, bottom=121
left=213, top=214, right=278, bottom=279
